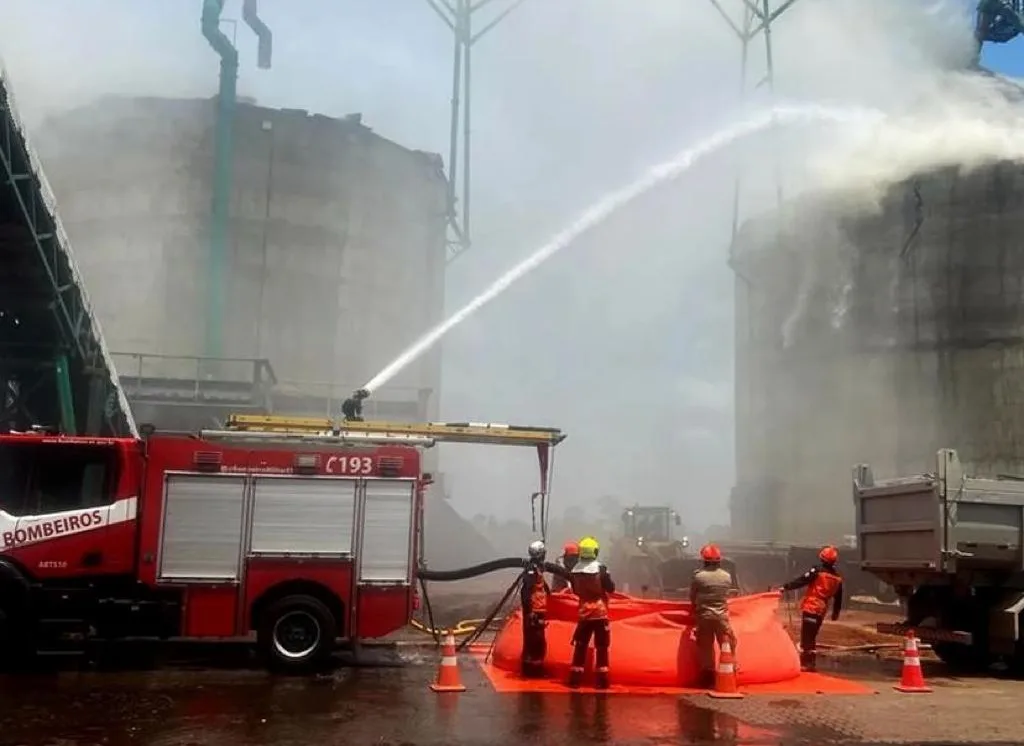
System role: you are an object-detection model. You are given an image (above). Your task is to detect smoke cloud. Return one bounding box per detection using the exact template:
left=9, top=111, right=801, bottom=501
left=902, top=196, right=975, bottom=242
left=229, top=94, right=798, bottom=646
left=0, top=0, right=1019, bottom=554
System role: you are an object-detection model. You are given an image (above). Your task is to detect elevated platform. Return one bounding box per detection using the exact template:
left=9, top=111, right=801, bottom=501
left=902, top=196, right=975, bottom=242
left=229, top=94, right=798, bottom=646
left=111, top=355, right=431, bottom=434
left=0, top=65, right=134, bottom=436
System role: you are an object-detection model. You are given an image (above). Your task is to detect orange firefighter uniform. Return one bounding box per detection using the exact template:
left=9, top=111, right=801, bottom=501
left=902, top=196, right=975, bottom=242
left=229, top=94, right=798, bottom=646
left=568, top=536, right=615, bottom=689
left=781, top=545, right=844, bottom=671
left=521, top=540, right=550, bottom=678
left=550, top=541, right=580, bottom=593
left=689, top=543, right=738, bottom=688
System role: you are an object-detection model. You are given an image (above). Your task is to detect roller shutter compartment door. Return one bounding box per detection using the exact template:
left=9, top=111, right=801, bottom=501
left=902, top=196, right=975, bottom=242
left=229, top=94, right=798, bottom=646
left=359, top=480, right=415, bottom=583
left=250, top=476, right=357, bottom=556
left=159, top=474, right=246, bottom=581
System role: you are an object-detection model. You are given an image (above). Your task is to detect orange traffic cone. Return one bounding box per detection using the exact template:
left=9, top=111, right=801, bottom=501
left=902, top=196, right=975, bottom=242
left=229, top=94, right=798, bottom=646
left=430, top=632, right=467, bottom=693
left=894, top=630, right=932, bottom=693
left=708, top=641, right=745, bottom=699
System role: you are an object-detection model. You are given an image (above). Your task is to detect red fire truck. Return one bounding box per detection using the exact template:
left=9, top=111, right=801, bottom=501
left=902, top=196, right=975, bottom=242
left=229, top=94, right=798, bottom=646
left=0, top=414, right=564, bottom=670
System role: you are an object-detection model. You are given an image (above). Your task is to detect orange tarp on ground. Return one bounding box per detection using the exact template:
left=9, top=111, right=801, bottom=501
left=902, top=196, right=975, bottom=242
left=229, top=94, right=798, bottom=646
left=492, top=591, right=801, bottom=688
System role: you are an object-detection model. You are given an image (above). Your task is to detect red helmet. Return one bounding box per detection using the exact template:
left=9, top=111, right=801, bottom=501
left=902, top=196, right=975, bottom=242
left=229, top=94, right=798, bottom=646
left=700, top=543, right=722, bottom=562
left=563, top=541, right=580, bottom=556
left=819, top=545, right=839, bottom=564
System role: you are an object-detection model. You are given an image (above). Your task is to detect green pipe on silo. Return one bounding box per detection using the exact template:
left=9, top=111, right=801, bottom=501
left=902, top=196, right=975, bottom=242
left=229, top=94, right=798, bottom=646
left=201, top=0, right=238, bottom=359
left=242, top=0, right=273, bottom=70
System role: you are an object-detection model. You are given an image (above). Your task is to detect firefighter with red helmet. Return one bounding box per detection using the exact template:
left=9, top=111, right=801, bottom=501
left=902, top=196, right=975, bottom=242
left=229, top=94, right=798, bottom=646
left=780, top=544, right=844, bottom=672
left=550, top=541, right=579, bottom=592
left=520, top=539, right=551, bottom=678
left=568, top=536, right=615, bottom=689
left=690, top=543, right=738, bottom=688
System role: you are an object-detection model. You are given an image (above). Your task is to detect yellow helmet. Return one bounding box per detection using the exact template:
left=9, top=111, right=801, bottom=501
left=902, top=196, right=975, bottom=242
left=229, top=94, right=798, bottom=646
left=579, top=536, right=600, bottom=560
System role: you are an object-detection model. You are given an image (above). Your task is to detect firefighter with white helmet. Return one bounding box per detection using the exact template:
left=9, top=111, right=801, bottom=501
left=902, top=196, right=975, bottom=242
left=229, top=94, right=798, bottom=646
left=690, top=543, right=739, bottom=688
left=567, top=535, right=616, bottom=689
left=520, top=539, right=551, bottom=678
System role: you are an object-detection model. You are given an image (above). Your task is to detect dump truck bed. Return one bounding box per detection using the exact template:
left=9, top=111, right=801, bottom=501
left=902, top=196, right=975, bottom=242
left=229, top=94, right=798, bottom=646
left=854, top=449, right=1024, bottom=583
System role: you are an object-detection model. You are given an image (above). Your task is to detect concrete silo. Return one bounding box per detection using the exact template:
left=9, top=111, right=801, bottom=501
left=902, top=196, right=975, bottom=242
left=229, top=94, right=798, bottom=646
left=33, top=96, right=498, bottom=568
left=34, top=95, right=448, bottom=424
left=731, top=158, right=1024, bottom=544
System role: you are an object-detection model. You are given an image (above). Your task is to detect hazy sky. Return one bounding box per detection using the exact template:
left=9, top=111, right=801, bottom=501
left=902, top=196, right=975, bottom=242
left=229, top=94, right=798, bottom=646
left=0, top=1, right=996, bottom=531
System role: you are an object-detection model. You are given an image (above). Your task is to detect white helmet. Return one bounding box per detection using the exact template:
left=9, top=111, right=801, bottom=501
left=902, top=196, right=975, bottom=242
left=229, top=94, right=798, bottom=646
left=528, top=540, right=546, bottom=560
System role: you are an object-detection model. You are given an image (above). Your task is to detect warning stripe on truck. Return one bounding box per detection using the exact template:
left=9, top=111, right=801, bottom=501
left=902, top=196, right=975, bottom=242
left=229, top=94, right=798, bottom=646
left=876, top=622, right=973, bottom=646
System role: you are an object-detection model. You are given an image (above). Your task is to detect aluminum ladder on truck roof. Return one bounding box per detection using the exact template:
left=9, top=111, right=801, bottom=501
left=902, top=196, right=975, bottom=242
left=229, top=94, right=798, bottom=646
left=220, top=413, right=567, bottom=447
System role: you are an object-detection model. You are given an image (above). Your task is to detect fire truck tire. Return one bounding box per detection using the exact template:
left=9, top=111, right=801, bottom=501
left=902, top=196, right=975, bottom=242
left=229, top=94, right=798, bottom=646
left=258, top=594, right=337, bottom=671
left=0, top=603, right=35, bottom=671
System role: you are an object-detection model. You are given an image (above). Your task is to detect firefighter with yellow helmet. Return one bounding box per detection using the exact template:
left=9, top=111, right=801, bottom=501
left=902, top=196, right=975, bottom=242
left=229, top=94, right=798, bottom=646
left=567, top=535, right=616, bottom=689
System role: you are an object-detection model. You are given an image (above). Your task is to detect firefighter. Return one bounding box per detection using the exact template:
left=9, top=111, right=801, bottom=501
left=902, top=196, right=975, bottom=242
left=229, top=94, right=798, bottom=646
left=520, top=539, right=550, bottom=678
left=550, top=541, right=580, bottom=592
left=689, top=543, right=739, bottom=689
left=341, top=388, right=369, bottom=421
left=779, top=545, right=844, bottom=672
left=567, top=536, right=615, bottom=689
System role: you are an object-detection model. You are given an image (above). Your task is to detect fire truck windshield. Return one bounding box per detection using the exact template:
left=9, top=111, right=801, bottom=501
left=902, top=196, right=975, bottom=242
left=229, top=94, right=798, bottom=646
left=0, top=441, right=118, bottom=516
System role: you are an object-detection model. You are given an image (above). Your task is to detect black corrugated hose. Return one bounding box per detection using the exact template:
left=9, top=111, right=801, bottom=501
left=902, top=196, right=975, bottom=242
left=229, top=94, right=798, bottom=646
left=414, top=557, right=570, bottom=647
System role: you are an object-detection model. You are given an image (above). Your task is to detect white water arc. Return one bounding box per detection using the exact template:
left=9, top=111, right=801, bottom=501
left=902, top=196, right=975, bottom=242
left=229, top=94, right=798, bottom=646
left=362, top=103, right=883, bottom=394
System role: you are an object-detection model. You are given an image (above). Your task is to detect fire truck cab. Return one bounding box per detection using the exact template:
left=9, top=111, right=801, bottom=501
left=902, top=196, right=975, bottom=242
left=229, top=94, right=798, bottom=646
left=0, top=416, right=564, bottom=671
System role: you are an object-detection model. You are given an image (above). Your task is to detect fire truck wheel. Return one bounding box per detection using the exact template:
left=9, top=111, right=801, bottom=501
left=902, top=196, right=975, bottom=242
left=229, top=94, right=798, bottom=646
left=0, top=603, right=35, bottom=671
left=258, top=595, right=337, bottom=671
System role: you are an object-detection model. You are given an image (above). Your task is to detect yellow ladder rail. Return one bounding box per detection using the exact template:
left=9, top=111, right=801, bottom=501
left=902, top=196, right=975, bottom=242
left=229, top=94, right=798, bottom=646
left=224, top=414, right=566, bottom=447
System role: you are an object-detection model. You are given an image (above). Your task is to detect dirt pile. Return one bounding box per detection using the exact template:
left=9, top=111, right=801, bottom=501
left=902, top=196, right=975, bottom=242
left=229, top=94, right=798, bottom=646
left=779, top=607, right=915, bottom=650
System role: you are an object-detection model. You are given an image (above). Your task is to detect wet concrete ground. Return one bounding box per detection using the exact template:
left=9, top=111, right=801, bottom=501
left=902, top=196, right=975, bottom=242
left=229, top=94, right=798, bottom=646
left=0, top=646, right=776, bottom=746
left=1, top=644, right=1022, bottom=746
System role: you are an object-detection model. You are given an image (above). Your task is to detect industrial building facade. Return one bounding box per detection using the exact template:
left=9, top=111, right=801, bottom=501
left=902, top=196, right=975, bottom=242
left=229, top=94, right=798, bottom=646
left=31, top=96, right=492, bottom=567
left=35, top=96, right=448, bottom=423
left=731, top=160, right=1024, bottom=544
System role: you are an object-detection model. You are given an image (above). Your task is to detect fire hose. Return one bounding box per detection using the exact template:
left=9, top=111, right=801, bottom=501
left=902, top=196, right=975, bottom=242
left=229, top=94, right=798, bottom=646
left=413, top=558, right=569, bottom=649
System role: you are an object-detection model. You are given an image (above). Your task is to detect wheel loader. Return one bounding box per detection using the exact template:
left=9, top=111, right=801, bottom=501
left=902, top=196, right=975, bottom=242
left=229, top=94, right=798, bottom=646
left=606, top=505, right=739, bottom=598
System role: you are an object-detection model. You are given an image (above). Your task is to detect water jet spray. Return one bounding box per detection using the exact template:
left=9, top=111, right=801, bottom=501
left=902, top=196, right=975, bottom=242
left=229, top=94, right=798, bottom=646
left=360, top=103, right=885, bottom=396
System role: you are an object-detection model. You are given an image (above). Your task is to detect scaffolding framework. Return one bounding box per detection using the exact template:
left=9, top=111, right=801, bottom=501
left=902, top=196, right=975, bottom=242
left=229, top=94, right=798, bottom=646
left=425, top=0, right=528, bottom=261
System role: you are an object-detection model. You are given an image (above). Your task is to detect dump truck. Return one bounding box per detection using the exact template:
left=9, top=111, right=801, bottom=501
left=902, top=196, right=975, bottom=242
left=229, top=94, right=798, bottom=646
left=853, top=449, right=1024, bottom=671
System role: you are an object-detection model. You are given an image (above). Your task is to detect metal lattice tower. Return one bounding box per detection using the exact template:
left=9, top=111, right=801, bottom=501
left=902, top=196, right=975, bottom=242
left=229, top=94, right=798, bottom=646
left=425, top=0, right=528, bottom=261
left=976, top=0, right=1024, bottom=46
left=709, top=0, right=802, bottom=540
left=708, top=0, right=801, bottom=250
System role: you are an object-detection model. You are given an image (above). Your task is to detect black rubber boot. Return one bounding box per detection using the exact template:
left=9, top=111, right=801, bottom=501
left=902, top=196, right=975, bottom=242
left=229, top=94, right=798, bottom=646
left=567, top=669, right=582, bottom=689
left=800, top=651, right=816, bottom=672
left=595, top=671, right=609, bottom=690
left=522, top=661, right=545, bottom=679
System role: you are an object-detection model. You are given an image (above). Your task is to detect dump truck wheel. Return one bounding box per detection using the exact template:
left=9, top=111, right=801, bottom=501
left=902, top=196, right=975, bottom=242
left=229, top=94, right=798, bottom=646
left=258, top=594, right=336, bottom=672
left=932, top=641, right=991, bottom=672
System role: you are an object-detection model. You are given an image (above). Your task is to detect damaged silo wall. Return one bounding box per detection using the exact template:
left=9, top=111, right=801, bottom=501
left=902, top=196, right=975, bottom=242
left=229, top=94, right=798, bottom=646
left=731, top=161, right=1024, bottom=543
left=31, top=96, right=499, bottom=568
